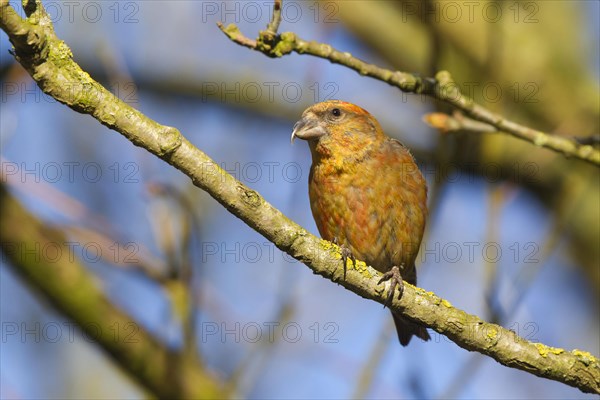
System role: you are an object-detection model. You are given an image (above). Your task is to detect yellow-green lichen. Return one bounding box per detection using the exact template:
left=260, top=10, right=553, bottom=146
left=319, top=239, right=335, bottom=252
left=320, top=240, right=373, bottom=278
left=351, top=260, right=372, bottom=279
left=551, top=347, right=565, bottom=355
left=257, top=31, right=296, bottom=57
left=486, top=327, right=498, bottom=340
left=534, top=343, right=564, bottom=358
left=572, top=349, right=598, bottom=366
left=441, top=299, right=453, bottom=308
left=272, top=32, right=296, bottom=57
left=45, top=39, right=76, bottom=70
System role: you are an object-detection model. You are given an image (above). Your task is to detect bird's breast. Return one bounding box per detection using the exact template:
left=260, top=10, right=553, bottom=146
left=308, top=157, right=426, bottom=276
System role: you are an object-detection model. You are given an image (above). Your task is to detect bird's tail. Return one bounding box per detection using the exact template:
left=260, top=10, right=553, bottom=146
left=392, top=312, right=430, bottom=346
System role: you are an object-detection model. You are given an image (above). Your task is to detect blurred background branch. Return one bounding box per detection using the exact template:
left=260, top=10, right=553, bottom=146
left=0, top=183, right=223, bottom=398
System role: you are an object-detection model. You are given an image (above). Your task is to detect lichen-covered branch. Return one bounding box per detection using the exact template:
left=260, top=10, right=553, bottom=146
left=1, top=0, right=598, bottom=394
left=216, top=16, right=599, bottom=167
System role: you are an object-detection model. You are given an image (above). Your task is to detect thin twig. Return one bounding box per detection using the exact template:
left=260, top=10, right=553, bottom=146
left=216, top=10, right=599, bottom=166
left=423, top=112, right=501, bottom=134
left=265, top=0, right=282, bottom=36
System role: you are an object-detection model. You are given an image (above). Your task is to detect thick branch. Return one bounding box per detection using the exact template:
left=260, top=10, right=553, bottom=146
left=0, top=184, right=223, bottom=399
left=1, top=0, right=598, bottom=394
left=215, top=22, right=599, bottom=166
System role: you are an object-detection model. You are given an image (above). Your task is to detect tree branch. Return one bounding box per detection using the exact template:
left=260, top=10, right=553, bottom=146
left=423, top=111, right=503, bottom=134
left=1, top=0, right=598, bottom=394
left=216, top=15, right=599, bottom=167
left=264, top=0, right=282, bottom=37
left=0, top=184, right=223, bottom=399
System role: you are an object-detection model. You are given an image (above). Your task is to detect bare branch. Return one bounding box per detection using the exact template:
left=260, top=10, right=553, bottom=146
left=265, top=0, right=282, bottom=37
left=216, top=12, right=599, bottom=166
left=423, top=112, right=498, bottom=134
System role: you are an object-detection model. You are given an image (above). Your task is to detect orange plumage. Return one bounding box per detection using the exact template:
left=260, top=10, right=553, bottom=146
left=292, top=100, right=430, bottom=346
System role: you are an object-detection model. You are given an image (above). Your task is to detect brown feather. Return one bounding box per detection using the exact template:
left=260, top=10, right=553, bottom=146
left=298, top=100, right=430, bottom=346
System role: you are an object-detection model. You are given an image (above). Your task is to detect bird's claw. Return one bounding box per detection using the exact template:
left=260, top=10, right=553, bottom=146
left=378, top=265, right=404, bottom=309
left=334, top=237, right=355, bottom=280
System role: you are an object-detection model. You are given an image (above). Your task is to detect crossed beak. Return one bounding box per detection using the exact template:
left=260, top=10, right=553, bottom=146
left=291, top=114, right=327, bottom=143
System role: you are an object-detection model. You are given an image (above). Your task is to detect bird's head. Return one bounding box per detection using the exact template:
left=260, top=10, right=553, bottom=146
left=291, top=100, right=385, bottom=160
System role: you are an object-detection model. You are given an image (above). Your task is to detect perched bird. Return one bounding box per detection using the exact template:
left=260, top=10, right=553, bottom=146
left=292, top=100, right=430, bottom=346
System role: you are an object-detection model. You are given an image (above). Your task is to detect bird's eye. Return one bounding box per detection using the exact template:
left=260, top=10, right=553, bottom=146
left=331, top=108, right=341, bottom=118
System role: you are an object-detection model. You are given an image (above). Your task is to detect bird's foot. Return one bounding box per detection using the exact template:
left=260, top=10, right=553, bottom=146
left=333, top=237, right=355, bottom=280
left=378, top=265, right=404, bottom=309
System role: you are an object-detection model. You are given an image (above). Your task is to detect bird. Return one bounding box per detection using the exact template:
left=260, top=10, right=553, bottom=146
left=291, top=100, right=430, bottom=346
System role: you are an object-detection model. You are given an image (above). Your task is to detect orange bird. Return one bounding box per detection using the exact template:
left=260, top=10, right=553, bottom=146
left=292, top=100, right=430, bottom=346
